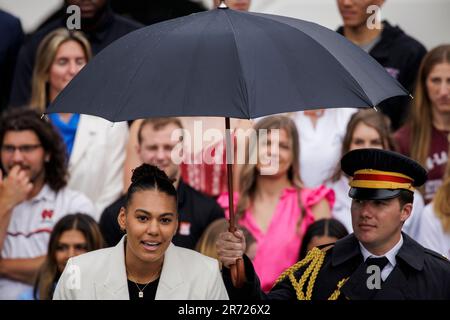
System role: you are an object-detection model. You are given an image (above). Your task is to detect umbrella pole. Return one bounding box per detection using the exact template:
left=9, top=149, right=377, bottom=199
left=225, top=117, right=246, bottom=288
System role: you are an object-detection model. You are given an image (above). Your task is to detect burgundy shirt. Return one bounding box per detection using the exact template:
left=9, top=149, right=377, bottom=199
left=395, top=125, right=449, bottom=203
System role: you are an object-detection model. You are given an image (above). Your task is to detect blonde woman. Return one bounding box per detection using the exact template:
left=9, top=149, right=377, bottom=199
left=395, top=45, right=450, bottom=203
left=30, top=28, right=128, bottom=218
left=216, top=115, right=334, bottom=292
left=417, top=155, right=450, bottom=259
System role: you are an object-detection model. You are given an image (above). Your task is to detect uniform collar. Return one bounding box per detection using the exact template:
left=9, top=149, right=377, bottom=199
left=331, top=233, right=424, bottom=271
left=396, top=233, right=425, bottom=271
left=359, top=234, right=403, bottom=268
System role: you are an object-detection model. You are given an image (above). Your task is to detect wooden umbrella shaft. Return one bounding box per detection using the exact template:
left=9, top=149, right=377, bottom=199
left=225, top=117, right=235, bottom=231
left=225, top=117, right=246, bottom=288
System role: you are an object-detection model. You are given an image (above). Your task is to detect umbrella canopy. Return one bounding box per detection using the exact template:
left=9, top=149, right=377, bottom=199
left=48, top=7, right=408, bottom=120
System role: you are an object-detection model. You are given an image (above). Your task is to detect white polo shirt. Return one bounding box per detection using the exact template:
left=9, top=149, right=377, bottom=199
left=0, top=184, right=94, bottom=300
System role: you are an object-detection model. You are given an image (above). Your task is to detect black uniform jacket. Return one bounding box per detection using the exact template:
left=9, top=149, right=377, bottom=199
left=223, top=233, right=450, bottom=300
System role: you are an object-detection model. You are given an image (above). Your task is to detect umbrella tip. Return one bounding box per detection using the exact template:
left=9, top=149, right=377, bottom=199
left=218, top=1, right=228, bottom=9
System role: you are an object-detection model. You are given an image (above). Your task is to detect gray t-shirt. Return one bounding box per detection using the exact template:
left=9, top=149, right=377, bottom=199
left=359, top=34, right=382, bottom=53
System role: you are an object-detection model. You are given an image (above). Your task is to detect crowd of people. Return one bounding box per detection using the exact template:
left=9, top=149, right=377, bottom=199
left=0, top=0, right=449, bottom=300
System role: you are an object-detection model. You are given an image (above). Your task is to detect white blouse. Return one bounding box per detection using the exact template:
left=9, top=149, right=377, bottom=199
left=417, top=203, right=450, bottom=259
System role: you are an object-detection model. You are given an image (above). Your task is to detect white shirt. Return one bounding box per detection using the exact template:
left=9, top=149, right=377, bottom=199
left=359, top=235, right=403, bottom=282
left=417, top=203, right=450, bottom=259
left=68, top=115, right=128, bottom=219
left=293, top=108, right=357, bottom=188
left=328, top=175, right=425, bottom=240
left=0, top=184, right=94, bottom=300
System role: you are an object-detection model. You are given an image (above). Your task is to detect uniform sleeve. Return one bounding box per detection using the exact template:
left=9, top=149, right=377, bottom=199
left=221, top=255, right=297, bottom=300
left=417, top=204, right=447, bottom=257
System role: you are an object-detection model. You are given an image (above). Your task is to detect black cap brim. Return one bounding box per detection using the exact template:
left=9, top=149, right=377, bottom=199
left=341, top=149, right=427, bottom=187
left=348, top=187, right=403, bottom=200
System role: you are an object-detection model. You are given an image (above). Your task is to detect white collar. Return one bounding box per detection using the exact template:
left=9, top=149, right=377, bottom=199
left=30, top=184, right=55, bottom=203
left=359, top=234, right=403, bottom=267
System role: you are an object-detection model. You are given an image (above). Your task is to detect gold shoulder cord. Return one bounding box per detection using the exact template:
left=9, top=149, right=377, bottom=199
left=274, top=247, right=349, bottom=300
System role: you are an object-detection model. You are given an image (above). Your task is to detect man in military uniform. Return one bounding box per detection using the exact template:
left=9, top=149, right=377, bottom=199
left=217, top=148, right=450, bottom=299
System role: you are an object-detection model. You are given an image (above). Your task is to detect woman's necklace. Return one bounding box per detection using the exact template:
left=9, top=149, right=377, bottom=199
left=132, top=279, right=153, bottom=298
left=129, top=268, right=162, bottom=298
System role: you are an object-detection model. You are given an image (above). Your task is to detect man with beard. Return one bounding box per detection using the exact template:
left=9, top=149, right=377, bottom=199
left=100, top=117, right=225, bottom=249
left=9, top=0, right=143, bottom=108
left=0, top=109, right=94, bottom=300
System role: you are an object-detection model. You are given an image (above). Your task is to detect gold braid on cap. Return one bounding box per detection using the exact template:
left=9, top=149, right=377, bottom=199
left=274, top=247, right=349, bottom=300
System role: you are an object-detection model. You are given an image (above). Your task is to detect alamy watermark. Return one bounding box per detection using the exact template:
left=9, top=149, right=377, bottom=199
left=66, top=5, right=81, bottom=30
left=366, top=265, right=382, bottom=290
left=169, top=121, right=281, bottom=175
left=367, top=5, right=382, bottom=30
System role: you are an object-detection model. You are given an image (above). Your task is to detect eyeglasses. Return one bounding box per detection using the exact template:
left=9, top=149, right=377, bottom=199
left=1, top=144, right=42, bottom=154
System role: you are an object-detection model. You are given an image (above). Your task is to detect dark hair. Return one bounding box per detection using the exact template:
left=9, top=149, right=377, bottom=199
left=125, top=163, right=177, bottom=208
left=398, top=190, right=414, bottom=208
left=34, top=213, right=104, bottom=300
left=299, top=218, right=349, bottom=260
left=0, top=108, right=68, bottom=192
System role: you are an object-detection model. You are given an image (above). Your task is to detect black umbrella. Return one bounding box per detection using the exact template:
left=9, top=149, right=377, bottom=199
left=47, top=1, right=409, bottom=287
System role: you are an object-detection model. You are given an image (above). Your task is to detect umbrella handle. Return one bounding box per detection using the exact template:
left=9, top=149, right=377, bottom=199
left=230, top=258, right=246, bottom=288
left=228, top=224, right=246, bottom=288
